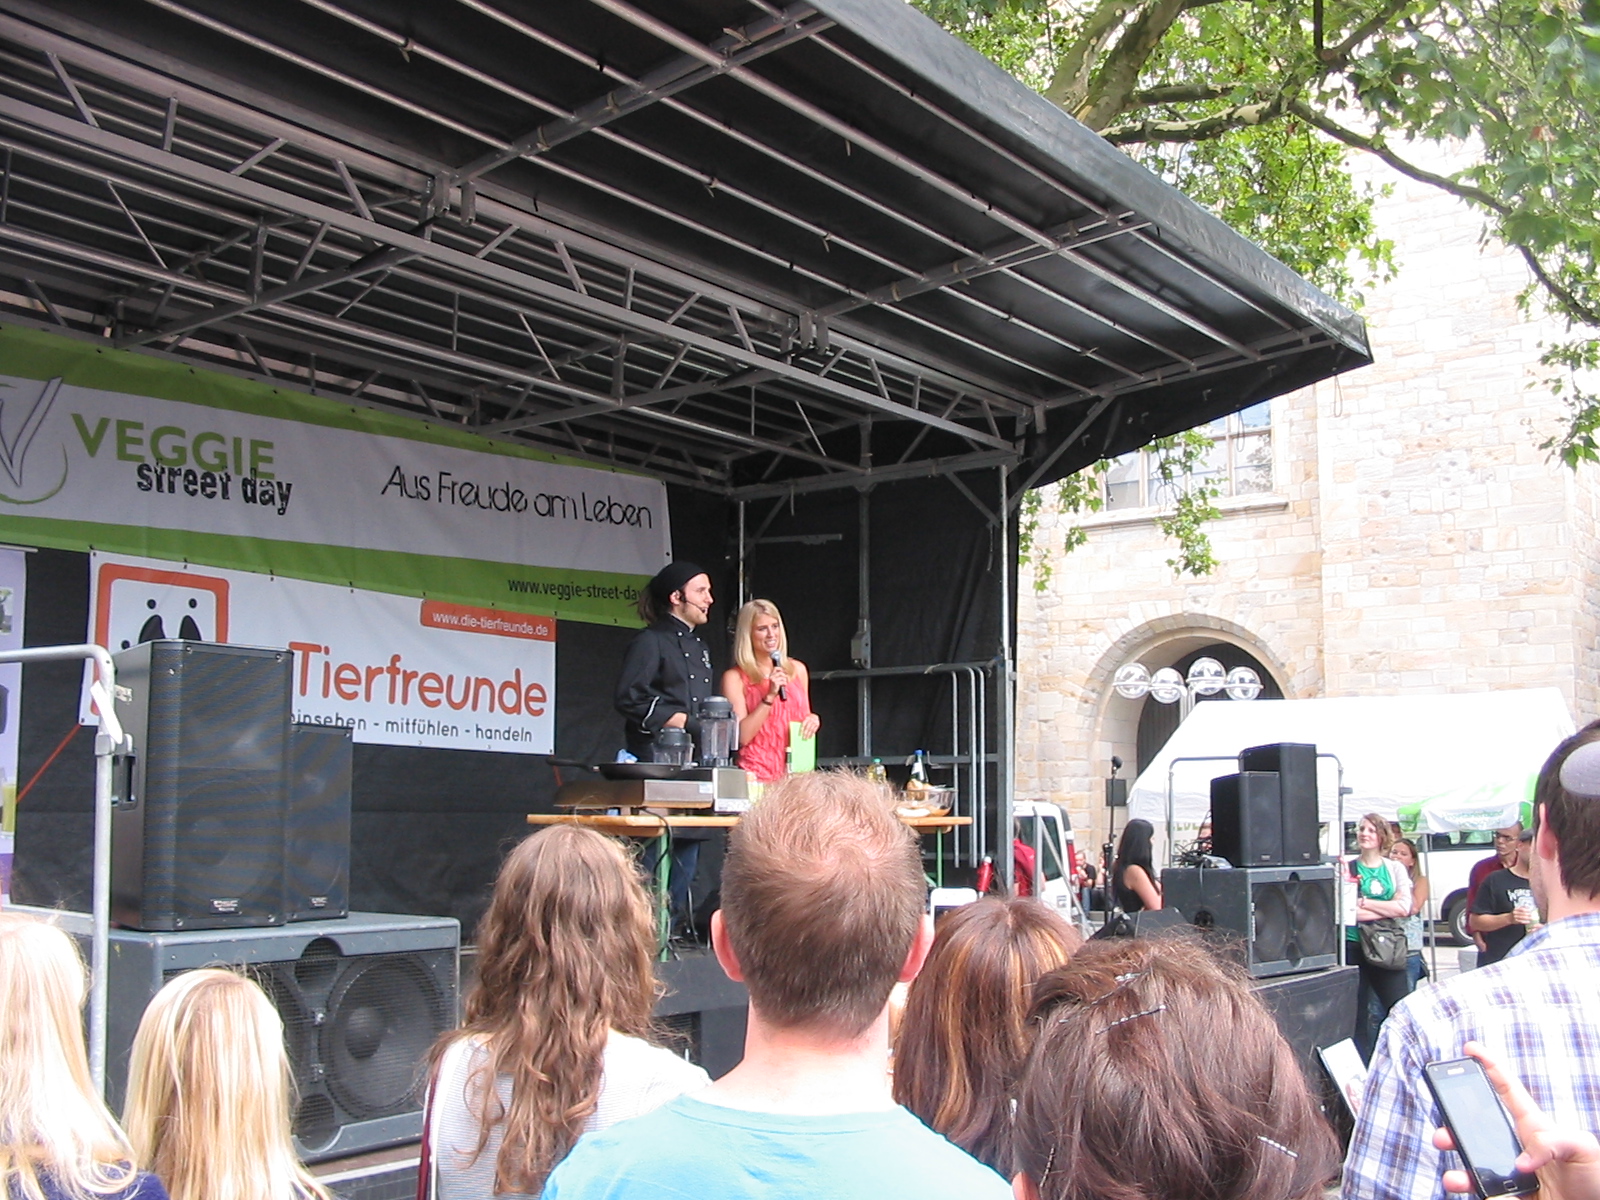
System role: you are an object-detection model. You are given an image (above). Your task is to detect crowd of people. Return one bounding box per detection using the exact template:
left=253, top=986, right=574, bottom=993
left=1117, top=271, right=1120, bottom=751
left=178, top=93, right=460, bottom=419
left=7, top=729, right=1600, bottom=1200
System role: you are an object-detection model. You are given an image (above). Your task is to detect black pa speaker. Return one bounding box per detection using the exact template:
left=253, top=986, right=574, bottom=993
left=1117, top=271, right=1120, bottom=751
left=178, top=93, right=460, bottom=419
left=35, top=908, right=459, bottom=1161
left=1161, top=865, right=1338, bottom=977
left=1240, top=743, right=1320, bottom=866
left=286, top=724, right=353, bottom=922
left=112, top=641, right=292, bottom=931
left=1211, top=772, right=1283, bottom=867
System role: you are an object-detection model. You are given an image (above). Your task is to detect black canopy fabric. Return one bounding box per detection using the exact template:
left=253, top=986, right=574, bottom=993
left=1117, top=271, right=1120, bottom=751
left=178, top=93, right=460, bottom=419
left=0, top=0, right=1369, bottom=504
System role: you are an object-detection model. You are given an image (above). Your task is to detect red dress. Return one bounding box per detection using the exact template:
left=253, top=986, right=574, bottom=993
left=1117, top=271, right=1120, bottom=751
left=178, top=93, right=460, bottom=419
left=738, top=672, right=811, bottom=783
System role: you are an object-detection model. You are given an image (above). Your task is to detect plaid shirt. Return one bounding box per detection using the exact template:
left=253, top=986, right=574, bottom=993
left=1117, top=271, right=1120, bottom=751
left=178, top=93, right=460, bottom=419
left=1341, top=910, right=1600, bottom=1200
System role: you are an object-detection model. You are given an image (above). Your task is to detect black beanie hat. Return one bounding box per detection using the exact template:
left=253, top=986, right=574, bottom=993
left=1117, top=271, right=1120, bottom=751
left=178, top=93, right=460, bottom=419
left=648, top=560, right=707, bottom=604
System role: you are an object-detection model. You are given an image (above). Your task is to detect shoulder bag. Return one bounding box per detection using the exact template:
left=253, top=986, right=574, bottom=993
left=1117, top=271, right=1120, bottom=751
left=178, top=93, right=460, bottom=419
left=1358, top=916, right=1408, bottom=970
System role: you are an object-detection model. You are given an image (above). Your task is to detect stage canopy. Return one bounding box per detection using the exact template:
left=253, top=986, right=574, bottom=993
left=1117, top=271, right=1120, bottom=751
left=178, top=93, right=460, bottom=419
left=0, top=0, right=1372, bottom=922
left=0, top=0, right=1369, bottom=501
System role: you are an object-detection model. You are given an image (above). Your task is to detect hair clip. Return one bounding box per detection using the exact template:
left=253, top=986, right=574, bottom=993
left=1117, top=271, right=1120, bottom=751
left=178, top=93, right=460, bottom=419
left=1102, top=1004, right=1165, bottom=1030
left=1114, top=972, right=1143, bottom=983
left=1258, top=1137, right=1299, bottom=1159
left=1040, top=1144, right=1058, bottom=1182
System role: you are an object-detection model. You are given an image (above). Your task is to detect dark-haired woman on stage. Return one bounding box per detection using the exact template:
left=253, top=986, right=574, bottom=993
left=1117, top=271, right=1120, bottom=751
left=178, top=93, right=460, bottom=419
left=720, top=599, right=819, bottom=783
left=1110, top=817, right=1163, bottom=912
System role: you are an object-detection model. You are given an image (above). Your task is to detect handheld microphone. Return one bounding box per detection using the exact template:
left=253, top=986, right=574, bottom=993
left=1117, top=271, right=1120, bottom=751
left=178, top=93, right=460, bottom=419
left=771, top=650, right=787, bottom=700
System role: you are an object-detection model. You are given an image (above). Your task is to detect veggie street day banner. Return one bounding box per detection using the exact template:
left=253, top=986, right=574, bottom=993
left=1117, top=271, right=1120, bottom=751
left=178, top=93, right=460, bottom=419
left=0, top=324, right=668, bottom=627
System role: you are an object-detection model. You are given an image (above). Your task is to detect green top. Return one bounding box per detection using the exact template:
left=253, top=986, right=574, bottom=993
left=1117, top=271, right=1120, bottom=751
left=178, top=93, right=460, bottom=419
left=1347, top=858, right=1397, bottom=941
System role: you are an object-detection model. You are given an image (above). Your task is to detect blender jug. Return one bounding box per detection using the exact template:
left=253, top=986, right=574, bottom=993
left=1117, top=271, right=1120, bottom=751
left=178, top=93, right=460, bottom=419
left=694, top=695, right=737, bottom=767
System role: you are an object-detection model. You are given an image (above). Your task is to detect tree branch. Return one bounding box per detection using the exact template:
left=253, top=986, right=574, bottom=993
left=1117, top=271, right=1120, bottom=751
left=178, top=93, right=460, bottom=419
left=1515, top=246, right=1600, bottom=328
left=1044, top=0, right=1141, bottom=112
left=1104, top=95, right=1284, bottom=144
left=1075, top=0, right=1190, bottom=131
left=1316, top=0, right=1419, bottom=70
left=1127, top=81, right=1249, bottom=106
left=1286, top=100, right=1505, bottom=210
left=1287, top=101, right=1600, bottom=328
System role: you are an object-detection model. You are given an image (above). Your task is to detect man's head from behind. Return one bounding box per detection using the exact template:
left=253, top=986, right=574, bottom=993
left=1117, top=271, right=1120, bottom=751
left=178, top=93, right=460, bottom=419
left=718, top=770, right=925, bottom=1038
left=1532, top=720, right=1600, bottom=908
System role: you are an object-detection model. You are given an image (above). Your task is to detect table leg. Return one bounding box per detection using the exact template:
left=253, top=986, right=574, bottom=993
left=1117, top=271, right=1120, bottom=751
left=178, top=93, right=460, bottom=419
left=655, top=829, right=671, bottom=960
left=935, top=828, right=945, bottom=888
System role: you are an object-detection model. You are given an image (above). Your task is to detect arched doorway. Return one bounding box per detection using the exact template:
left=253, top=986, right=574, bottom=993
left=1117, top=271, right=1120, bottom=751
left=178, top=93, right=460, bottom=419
left=1134, top=643, right=1283, bottom=773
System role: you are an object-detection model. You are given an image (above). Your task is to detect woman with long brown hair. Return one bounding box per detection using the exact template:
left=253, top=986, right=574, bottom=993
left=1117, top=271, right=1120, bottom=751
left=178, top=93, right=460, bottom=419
left=426, top=826, right=707, bottom=1199
left=893, top=898, right=1082, bottom=1174
left=1012, top=937, right=1339, bottom=1200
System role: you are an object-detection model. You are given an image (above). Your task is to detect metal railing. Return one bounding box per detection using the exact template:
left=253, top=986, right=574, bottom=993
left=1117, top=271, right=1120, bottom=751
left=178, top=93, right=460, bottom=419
left=0, top=644, right=125, bottom=1089
left=812, top=659, right=997, bottom=867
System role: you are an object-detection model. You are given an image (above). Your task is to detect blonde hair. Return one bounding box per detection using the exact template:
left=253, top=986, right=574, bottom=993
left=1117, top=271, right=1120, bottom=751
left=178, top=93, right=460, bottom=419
left=0, top=913, right=140, bottom=1200
left=436, top=825, right=659, bottom=1195
left=124, top=969, right=330, bottom=1200
left=733, top=599, right=791, bottom=685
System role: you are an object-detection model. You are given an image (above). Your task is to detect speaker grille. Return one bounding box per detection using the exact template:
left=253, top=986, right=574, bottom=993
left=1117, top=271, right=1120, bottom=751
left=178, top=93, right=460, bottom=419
left=1162, top=866, right=1338, bottom=978
left=286, top=724, right=353, bottom=922
left=117, top=642, right=291, bottom=930
left=159, top=937, right=455, bottom=1152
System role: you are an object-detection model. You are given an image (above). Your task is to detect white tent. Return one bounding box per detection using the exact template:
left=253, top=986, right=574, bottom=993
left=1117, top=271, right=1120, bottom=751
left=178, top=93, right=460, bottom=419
left=1126, top=689, right=1575, bottom=837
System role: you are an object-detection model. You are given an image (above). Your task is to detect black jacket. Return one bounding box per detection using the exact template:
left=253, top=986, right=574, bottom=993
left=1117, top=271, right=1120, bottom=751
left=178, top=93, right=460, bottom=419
left=615, top=615, right=716, bottom=758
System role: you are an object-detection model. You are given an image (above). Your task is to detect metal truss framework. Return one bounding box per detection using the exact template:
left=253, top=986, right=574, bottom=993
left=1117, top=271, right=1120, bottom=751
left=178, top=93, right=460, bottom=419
left=0, top=0, right=1365, bottom=499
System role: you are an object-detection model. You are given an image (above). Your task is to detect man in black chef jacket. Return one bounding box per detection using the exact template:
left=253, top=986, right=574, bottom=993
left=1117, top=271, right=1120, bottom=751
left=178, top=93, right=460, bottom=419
left=615, top=560, right=716, bottom=938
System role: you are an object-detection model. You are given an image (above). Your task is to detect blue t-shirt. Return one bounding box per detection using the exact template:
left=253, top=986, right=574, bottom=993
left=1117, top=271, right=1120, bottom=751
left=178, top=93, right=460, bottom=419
left=7, top=1168, right=168, bottom=1200
left=543, top=1093, right=1011, bottom=1200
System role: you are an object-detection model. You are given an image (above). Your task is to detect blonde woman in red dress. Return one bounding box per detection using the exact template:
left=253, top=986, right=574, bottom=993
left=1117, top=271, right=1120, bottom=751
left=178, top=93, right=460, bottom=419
left=720, top=599, right=820, bottom=782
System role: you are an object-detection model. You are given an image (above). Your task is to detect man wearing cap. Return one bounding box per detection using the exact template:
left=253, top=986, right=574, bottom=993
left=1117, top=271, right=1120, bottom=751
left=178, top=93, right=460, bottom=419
left=614, top=561, right=717, bottom=936
left=1343, top=721, right=1600, bottom=1200
left=1469, top=826, right=1539, bottom=966
left=615, top=561, right=717, bottom=759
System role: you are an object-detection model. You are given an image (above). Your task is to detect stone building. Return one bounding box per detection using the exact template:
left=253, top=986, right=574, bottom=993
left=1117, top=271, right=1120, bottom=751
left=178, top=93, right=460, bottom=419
left=1015, top=146, right=1600, bottom=848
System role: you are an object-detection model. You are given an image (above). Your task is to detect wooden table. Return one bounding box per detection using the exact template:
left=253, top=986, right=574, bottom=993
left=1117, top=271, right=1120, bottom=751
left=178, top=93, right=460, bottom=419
left=528, top=811, right=973, bottom=955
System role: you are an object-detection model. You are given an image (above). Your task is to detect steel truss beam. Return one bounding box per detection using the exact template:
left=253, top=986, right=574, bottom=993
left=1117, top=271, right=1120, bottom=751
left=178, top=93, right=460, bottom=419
left=0, top=88, right=1013, bottom=450
left=0, top=2, right=1355, bottom=499
left=0, top=7, right=1058, bottom=413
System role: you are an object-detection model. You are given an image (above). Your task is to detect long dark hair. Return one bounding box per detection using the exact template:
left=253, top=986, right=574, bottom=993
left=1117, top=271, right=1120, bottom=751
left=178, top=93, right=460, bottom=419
left=1014, top=937, right=1339, bottom=1200
left=1113, top=818, right=1155, bottom=882
left=893, top=899, right=1082, bottom=1173
left=431, top=826, right=659, bottom=1195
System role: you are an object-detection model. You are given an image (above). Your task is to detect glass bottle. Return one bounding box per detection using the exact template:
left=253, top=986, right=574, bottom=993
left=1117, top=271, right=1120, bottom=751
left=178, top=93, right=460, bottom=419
left=906, top=750, right=930, bottom=796
left=866, top=758, right=887, bottom=785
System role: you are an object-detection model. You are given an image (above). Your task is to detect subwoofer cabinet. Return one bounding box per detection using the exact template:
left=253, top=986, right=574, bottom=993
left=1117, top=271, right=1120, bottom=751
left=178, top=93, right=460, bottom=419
left=111, top=641, right=292, bottom=931
left=1161, top=865, right=1338, bottom=978
left=36, top=908, right=459, bottom=1162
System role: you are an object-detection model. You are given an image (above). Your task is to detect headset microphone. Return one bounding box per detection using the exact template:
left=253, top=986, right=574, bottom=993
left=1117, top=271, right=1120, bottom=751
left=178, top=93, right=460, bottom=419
left=771, top=650, right=787, bottom=700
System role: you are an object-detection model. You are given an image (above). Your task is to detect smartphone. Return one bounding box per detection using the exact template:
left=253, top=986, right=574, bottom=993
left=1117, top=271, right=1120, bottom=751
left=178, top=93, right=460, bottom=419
left=1423, top=1058, right=1539, bottom=1197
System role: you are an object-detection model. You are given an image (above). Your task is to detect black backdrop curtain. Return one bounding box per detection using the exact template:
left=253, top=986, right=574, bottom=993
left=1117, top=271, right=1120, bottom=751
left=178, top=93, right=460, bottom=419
left=10, top=472, right=1003, bottom=928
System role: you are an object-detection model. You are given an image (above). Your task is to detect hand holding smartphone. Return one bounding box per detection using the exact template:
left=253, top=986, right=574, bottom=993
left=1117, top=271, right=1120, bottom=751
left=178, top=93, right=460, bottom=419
left=1433, top=1042, right=1600, bottom=1200
left=1425, top=1056, right=1540, bottom=1197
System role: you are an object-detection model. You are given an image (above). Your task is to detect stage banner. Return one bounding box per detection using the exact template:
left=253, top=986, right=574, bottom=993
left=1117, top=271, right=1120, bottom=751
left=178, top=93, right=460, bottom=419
left=0, top=324, right=666, bottom=626
left=0, top=547, right=22, bottom=903
left=88, top=553, right=556, bottom=755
